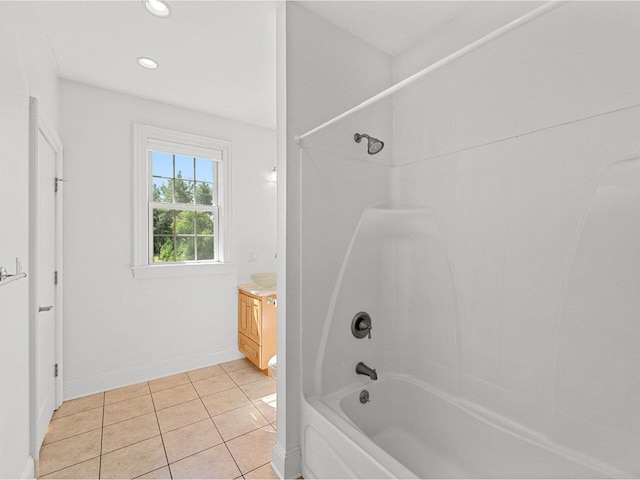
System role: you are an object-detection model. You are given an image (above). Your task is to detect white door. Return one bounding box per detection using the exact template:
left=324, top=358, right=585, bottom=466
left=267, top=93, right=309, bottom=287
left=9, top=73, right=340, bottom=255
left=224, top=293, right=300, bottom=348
left=30, top=97, right=63, bottom=457
left=35, top=132, right=57, bottom=446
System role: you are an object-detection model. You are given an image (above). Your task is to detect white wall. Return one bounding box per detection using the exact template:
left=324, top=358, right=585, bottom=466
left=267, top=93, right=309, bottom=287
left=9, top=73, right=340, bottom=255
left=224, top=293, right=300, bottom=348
left=0, top=3, right=59, bottom=477
left=393, top=1, right=640, bottom=474
left=59, top=80, right=276, bottom=399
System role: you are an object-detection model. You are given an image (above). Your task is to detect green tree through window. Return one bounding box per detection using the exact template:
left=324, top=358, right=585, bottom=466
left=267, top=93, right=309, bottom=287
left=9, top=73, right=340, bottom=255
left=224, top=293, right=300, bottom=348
left=151, top=152, right=217, bottom=263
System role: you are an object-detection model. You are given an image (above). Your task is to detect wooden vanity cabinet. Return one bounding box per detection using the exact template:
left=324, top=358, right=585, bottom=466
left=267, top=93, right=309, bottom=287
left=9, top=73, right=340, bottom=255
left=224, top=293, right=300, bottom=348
left=238, top=287, right=276, bottom=373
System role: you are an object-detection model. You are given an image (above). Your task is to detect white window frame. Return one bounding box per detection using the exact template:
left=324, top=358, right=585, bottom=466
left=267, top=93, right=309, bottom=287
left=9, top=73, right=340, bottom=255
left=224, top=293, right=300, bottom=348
left=132, top=124, right=233, bottom=278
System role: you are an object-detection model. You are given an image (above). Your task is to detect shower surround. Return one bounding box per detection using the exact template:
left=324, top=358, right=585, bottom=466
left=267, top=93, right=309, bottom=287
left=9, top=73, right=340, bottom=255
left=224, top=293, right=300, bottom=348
left=283, top=1, right=640, bottom=478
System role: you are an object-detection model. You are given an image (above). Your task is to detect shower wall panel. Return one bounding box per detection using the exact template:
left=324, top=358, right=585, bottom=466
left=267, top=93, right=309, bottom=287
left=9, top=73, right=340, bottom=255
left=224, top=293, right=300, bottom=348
left=395, top=50, right=640, bottom=478
left=286, top=2, right=394, bottom=397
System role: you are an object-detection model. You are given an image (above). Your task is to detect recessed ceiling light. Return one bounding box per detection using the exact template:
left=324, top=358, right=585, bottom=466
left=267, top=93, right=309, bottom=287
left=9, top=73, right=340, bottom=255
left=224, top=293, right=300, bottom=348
left=137, top=57, right=158, bottom=70
left=144, top=0, right=171, bottom=18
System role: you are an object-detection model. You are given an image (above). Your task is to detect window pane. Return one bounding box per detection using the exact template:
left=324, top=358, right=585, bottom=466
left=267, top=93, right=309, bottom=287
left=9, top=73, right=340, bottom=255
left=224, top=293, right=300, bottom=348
left=153, top=209, right=175, bottom=235
left=176, top=236, right=195, bottom=261
left=175, top=155, right=195, bottom=181
left=152, top=151, right=173, bottom=178
left=173, top=176, right=194, bottom=204
left=196, top=212, right=214, bottom=234
left=195, top=157, right=214, bottom=183
left=153, top=236, right=174, bottom=263
left=197, top=236, right=214, bottom=260
left=152, top=177, right=172, bottom=203
left=175, top=210, right=195, bottom=235
left=195, top=182, right=214, bottom=206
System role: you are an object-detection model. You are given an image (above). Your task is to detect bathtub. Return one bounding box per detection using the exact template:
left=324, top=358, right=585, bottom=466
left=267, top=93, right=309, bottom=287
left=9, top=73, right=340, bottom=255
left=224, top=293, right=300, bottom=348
left=301, top=374, right=615, bottom=479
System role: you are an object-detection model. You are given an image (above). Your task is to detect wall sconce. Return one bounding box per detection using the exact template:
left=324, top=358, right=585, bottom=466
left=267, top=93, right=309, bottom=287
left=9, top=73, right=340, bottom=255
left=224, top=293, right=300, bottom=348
left=269, top=166, right=277, bottom=182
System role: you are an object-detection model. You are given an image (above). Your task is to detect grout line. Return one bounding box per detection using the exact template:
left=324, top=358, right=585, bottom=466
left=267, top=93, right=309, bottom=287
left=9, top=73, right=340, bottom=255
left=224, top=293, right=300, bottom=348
left=46, top=405, right=104, bottom=429
left=223, top=441, right=244, bottom=478
left=39, top=454, right=102, bottom=478
left=191, top=370, right=244, bottom=477
left=104, top=388, right=151, bottom=407
left=149, top=383, right=171, bottom=479
left=99, top=392, right=105, bottom=479
left=244, top=461, right=273, bottom=478
left=40, top=426, right=104, bottom=447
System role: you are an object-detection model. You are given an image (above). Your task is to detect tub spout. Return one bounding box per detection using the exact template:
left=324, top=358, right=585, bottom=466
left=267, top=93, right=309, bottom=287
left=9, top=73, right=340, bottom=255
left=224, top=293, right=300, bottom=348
left=356, top=362, right=377, bottom=380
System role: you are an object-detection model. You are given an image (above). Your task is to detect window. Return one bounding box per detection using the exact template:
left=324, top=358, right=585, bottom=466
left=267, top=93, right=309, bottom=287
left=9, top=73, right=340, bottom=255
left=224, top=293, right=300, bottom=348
left=150, top=152, right=217, bottom=262
left=133, top=124, right=232, bottom=276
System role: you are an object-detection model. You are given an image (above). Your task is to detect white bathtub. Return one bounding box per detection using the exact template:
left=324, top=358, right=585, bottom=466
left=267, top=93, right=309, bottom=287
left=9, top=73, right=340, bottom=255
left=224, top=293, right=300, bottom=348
left=302, top=375, right=615, bottom=479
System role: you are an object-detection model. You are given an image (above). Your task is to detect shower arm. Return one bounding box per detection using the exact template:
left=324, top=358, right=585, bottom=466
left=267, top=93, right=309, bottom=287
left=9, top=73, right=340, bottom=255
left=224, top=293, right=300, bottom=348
left=293, top=1, right=565, bottom=144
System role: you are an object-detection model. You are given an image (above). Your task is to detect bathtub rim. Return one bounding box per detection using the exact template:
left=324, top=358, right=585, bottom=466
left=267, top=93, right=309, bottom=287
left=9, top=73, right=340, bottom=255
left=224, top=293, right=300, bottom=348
left=306, top=372, right=625, bottom=479
left=303, top=391, right=418, bottom=479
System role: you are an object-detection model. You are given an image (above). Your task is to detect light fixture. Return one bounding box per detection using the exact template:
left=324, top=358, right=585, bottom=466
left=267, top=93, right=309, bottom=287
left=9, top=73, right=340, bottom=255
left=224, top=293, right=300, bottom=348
left=269, top=166, right=277, bottom=182
left=137, top=57, right=158, bottom=70
left=144, top=0, right=171, bottom=18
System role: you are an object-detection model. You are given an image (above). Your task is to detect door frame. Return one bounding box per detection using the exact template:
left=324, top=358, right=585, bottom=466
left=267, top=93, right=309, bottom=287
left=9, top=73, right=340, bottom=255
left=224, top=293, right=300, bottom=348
left=29, top=96, right=64, bottom=463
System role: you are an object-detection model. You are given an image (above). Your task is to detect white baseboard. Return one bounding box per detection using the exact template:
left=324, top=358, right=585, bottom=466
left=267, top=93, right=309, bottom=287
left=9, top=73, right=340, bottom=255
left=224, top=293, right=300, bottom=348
left=271, top=442, right=301, bottom=480
left=21, top=455, right=34, bottom=479
left=63, top=348, right=244, bottom=400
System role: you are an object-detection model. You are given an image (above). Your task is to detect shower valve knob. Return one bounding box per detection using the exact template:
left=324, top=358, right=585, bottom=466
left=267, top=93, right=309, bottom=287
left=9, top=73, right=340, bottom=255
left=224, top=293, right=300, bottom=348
left=351, top=312, right=372, bottom=339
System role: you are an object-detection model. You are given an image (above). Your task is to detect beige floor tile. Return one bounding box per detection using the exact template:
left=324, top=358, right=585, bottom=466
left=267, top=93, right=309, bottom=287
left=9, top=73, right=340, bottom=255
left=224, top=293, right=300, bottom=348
left=226, top=426, right=276, bottom=474
left=136, top=466, right=172, bottom=479
left=244, top=462, right=278, bottom=480
left=220, top=357, right=253, bottom=373
left=186, top=364, right=225, bottom=382
left=102, top=412, right=160, bottom=454
left=212, top=404, right=268, bottom=441
left=169, top=444, right=240, bottom=479
left=38, top=429, right=102, bottom=476
left=192, top=374, right=236, bottom=397
left=103, top=394, right=154, bottom=426
left=100, top=436, right=166, bottom=479
left=239, top=378, right=276, bottom=402
left=200, top=387, right=251, bottom=417
left=104, top=382, right=150, bottom=405
left=149, top=372, right=191, bottom=393
left=52, top=393, right=104, bottom=420
left=152, top=383, right=199, bottom=411
left=271, top=422, right=277, bottom=431
left=253, top=393, right=276, bottom=424
left=40, top=456, right=100, bottom=479
left=156, top=398, right=209, bottom=433
left=43, top=407, right=103, bottom=444
left=162, top=418, right=223, bottom=463
left=228, top=366, right=268, bottom=386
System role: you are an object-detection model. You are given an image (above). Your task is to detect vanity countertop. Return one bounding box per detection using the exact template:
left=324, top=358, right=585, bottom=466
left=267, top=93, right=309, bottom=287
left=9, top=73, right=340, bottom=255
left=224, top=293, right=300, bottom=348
left=238, top=283, right=277, bottom=297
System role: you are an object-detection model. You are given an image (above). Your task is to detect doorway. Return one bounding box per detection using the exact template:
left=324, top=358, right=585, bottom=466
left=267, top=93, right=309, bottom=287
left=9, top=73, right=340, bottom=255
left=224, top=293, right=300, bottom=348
left=29, top=96, right=64, bottom=470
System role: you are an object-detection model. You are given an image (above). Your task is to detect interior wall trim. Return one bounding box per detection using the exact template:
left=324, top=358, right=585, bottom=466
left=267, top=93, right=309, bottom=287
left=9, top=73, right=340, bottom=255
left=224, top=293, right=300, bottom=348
left=21, top=455, right=34, bottom=480
left=62, top=348, right=244, bottom=400
left=271, top=443, right=301, bottom=480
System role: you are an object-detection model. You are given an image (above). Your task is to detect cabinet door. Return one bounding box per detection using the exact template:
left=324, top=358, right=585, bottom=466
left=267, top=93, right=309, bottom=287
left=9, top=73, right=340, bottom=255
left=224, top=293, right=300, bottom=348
left=238, top=293, right=251, bottom=338
left=248, top=297, right=262, bottom=345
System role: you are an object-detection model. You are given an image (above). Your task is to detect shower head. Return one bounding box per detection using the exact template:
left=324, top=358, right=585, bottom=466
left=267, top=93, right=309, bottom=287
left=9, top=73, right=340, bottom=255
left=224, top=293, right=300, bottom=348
left=354, top=133, right=384, bottom=155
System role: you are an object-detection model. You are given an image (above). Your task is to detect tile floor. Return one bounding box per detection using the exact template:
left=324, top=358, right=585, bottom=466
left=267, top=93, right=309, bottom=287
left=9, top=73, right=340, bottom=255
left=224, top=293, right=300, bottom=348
left=38, top=358, right=278, bottom=479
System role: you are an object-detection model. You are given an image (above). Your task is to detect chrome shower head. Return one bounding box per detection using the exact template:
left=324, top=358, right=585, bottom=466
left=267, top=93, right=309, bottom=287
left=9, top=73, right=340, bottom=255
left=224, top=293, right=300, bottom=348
left=354, top=133, right=384, bottom=155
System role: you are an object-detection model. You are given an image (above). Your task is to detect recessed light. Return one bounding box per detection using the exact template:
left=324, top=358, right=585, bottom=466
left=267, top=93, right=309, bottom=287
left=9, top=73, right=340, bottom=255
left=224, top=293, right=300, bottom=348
left=137, top=57, right=158, bottom=70
left=144, top=0, right=171, bottom=18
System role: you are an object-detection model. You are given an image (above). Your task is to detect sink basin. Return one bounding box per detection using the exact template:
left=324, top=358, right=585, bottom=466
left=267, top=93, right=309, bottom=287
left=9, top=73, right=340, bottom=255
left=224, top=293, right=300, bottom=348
left=250, top=272, right=277, bottom=288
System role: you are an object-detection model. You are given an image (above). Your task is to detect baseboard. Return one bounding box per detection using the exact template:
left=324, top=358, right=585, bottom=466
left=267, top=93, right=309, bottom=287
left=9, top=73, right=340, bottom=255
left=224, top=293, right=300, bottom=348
left=21, top=455, right=34, bottom=479
left=63, top=348, right=244, bottom=400
left=271, top=442, right=301, bottom=480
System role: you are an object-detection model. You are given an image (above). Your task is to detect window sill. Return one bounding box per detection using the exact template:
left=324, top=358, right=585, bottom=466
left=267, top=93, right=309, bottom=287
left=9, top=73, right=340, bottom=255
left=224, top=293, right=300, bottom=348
left=131, top=262, right=235, bottom=279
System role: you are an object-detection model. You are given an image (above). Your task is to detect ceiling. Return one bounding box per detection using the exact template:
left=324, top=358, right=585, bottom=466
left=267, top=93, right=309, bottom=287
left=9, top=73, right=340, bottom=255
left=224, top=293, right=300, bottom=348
left=32, top=1, right=278, bottom=129
left=300, top=1, right=474, bottom=56
left=29, top=1, right=500, bottom=131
